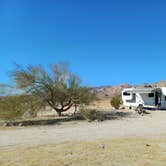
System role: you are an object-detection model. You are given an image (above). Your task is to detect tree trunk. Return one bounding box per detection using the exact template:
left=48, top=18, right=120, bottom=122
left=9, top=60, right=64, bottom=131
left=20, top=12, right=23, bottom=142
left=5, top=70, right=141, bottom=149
left=46, top=100, right=73, bottom=117
left=57, top=102, right=73, bottom=116
left=57, top=111, right=62, bottom=116
left=74, top=104, right=77, bottom=115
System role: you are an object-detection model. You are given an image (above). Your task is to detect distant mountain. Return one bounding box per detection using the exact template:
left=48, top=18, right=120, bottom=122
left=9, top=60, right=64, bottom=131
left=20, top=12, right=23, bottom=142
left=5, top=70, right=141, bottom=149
left=93, top=80, right=166, bottom=98
left=155, top=80, right=166, bottom=87
left=93, top=84, right=131, bottom=98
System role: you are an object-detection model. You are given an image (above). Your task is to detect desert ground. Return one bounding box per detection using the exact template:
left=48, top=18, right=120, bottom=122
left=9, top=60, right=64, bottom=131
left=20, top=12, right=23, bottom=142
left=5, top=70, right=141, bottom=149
left=0, top=100, right=166, bottom=166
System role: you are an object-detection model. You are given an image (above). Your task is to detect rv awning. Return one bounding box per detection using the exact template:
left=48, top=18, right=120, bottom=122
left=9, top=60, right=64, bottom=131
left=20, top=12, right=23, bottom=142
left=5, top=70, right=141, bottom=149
left=126, top=88, right=156, bottom=94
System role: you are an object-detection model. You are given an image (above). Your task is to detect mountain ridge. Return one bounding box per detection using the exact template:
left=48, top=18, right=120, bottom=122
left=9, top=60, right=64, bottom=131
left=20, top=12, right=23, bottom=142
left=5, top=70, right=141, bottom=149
left=93, top=80, right=166, bottom=98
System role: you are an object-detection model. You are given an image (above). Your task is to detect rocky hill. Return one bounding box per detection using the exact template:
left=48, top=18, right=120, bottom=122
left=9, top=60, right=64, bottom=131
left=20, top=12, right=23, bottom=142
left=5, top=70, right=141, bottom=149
left=93, top=80, right=166, bottom=98
left=93, top=84, right=131, bottom=98
left=155, top=80, right=166, bottom=87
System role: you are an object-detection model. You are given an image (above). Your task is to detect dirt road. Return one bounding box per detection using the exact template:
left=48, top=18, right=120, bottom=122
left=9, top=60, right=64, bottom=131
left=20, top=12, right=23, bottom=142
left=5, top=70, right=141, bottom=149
left=1, top=110, right=166, bottom=149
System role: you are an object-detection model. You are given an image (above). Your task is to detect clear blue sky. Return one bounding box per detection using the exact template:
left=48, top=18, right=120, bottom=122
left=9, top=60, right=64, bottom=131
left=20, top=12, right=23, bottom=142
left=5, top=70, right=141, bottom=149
left=0, top=0, right=166, bottom=86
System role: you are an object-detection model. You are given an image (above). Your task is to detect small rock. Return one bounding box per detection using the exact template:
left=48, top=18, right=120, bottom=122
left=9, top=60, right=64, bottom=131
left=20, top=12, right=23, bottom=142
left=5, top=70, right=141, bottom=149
left=3, top=123, right=7, bottom=127
left=70, top=151, right=73, bottom=155
left=18, top=123, right=23, bottom=127
left=101, top=144, right=105, bottom=149
left=65, top=150, right=73, bottom=155
left=3, top=122, right=13, bottom=127
left=146, top=144, right=151, bottom=147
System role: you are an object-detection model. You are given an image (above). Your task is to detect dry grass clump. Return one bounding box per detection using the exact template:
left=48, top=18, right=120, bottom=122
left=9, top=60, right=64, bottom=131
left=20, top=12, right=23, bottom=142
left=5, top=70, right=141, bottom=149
left=110, top=96, right=121, bottom=109
left=0, top=138, right=166, bottom=166
left=80, top=108, right=105, bottom=122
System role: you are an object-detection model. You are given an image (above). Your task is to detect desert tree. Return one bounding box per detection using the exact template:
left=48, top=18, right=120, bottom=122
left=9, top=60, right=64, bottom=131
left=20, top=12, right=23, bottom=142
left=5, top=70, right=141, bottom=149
left=11, top=63, right=96, bottom=116
left=71, top=86, right=96, bottom=114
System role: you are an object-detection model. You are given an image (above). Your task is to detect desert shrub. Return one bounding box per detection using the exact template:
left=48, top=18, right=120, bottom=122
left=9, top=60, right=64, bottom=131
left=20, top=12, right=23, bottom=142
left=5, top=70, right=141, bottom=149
left=0, top=95, right=45, bottom=121
left=110, top=96, right=121, bottom=109
left=0, top=95, right=26, bottom=121
left=20, top=95, right=45, bottom=118
left=80, top=108, right=104, bottom=122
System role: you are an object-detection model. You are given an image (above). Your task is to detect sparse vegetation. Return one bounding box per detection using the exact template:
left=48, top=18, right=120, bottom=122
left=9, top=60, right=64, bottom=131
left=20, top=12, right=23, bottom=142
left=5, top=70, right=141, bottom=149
left=0, top=138, right=166, bottom=166
left=80, top=109, right=98, bottom=121
left=10, top=63, right=96, bottom=116
left=110, top=96, right=121, bottom=109
left=0, top=95, right=45, bottom=121
left=80, top=108, right=103, bottom=122
left=0, top=95, right=26, bottom=121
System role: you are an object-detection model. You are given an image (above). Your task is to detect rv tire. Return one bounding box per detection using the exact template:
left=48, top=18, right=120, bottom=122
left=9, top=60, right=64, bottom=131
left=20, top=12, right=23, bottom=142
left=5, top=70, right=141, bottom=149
left=136, top=104, right=144, bottom=115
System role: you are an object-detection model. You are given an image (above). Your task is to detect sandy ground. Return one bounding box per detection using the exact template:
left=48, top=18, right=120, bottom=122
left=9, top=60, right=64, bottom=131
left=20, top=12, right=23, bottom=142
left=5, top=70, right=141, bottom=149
left=0, top=109, right=166, bottom=149
left=1, top=138, right=166, bottom=166
left=1, top=109, right=166, bottom=165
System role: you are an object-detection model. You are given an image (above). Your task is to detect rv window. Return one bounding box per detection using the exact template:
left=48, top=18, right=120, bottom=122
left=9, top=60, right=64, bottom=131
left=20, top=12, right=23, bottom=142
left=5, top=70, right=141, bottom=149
left=148, top=93, right=154, bottom=98
left=133, top=93, right=136, bottom=100
left=123, top=92, right=130, bottom=96
left=165, top=96, right=166, bottom=101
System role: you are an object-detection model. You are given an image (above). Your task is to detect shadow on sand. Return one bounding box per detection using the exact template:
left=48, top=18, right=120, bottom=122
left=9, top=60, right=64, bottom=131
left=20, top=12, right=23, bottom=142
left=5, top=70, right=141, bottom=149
left=2, top=110, right=139, bottom=127
left=101, top=111, right=135, bottom=120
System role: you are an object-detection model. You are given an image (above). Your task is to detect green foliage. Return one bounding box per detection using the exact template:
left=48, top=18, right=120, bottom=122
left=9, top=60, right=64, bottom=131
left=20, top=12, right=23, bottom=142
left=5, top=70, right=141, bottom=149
left=19, top=95, right=45, bottom=118
left=11, top=63, right=96, bottom=116
left=110, top=96, right=121, bottom=109
left=71, top=87, right=96, bottom=113
left=0, top=95, right=26, bottom=121
left=0, top=95, right=44, bottom=121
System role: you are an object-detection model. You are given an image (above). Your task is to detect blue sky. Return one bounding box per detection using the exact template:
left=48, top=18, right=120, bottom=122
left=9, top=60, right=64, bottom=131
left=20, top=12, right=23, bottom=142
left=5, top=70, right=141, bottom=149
left=0, top=0, right=166, bottom=86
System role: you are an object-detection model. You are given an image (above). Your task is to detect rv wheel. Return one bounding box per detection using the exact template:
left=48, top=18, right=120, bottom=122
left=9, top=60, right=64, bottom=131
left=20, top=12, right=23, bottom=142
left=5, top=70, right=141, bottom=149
left=137, top=105, right=144, bottom=115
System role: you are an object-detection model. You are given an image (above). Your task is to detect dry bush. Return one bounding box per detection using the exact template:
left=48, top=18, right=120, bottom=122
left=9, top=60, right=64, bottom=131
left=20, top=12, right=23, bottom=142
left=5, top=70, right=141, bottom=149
left=0, top=95, right=44, bottom=121
left=80, top=108, right=103, bottom=122
left=110, top=96, right=121, bottom=109
left=0, top=95, right=26, bottom=121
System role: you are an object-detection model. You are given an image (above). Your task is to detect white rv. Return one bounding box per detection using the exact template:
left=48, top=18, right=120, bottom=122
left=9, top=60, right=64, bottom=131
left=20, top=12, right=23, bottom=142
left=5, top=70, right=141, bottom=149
left=122, top=87, right=166, bottom=110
